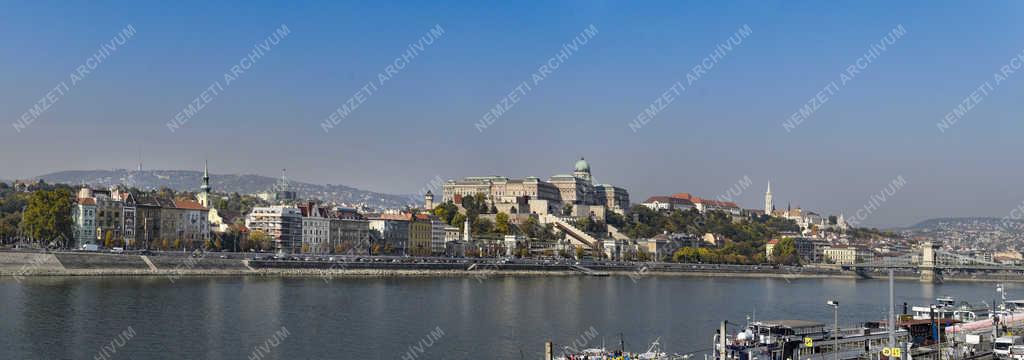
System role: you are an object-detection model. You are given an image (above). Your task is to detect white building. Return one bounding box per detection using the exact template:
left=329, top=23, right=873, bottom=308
left=246, top=205, right=303, bottom=254
left=823, top=246, right=872, bottom=265
left=641, top=196, right=696, bottom=211
left=72, top=197, right=97, bottom=248
left=692, top=198, right=741, bottom=215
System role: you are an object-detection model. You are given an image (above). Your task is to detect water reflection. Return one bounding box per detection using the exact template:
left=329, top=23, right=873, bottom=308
left=0, top=276, right=1018, bottom=359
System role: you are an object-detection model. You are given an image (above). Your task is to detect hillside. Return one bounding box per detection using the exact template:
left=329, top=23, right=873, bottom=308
left=33, top=169, right=417, bottom=209
left=906, top=217, right=1022, bottom=232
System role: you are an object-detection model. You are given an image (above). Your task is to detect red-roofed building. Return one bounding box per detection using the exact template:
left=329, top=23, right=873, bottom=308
left=670, top=193, right=699, bottom=201
left=165, top=199, right=210, bottom=247
left=645, top=192, right=741, bottom=215
left=173, top=200, right=206, bottom=210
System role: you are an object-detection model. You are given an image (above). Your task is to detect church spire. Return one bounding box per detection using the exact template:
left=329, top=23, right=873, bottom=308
left=201, top=160, right=211, bottom=191
left=198, top=160, right=212, bottom=207
left=764, top=180, right=774, bottom=215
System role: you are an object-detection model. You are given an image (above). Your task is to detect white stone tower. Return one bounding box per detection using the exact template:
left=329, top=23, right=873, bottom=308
left=764, top=180, right=773, bottom=215
left=424, top=190, right=434, bottom=210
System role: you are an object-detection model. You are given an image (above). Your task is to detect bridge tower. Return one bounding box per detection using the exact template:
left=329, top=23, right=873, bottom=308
left=919, top=241, right=942, bottom=283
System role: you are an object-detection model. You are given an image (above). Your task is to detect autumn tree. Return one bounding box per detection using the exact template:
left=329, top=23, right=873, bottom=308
left=771, top=237, right=800, bottom=265
left=249, top=230, right=272, bottom=251
left=432, top=202, right=459, bottom=225
left=495, top=212, right=511, bottom=235
left=19, top=188, right=73, bottom=246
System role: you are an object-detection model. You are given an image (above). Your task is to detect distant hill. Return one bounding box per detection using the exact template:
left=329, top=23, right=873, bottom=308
left=904, top=217, right=1023, bottom=233
left=33, top=169, right=417, bottom=209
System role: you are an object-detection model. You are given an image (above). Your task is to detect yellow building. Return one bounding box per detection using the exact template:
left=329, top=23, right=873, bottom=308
left=408, top=214, right=434, bottom=256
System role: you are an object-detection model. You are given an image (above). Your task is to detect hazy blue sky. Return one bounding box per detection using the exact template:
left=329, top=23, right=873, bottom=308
left=3, top=1, right=1024, bottom=227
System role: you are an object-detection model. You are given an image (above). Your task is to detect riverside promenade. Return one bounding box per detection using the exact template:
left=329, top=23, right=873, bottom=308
left=0, top=250, right=1007, bottom=282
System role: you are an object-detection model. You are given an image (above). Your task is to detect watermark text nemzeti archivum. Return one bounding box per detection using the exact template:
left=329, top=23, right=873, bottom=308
left=167, top=24, right=291, bottom=133
left=475, top=24, right=599, bottom=133
left=13, top=25, right=137, bottom=133
left=782, top=24, right=906, bottom=132
left=628, top=24, right=752, bottom=132
left=321, top=24, right=445, bottom=133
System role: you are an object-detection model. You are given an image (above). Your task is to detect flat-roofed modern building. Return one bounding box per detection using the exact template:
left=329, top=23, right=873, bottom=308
left=245, top=205, right=302, bottom=254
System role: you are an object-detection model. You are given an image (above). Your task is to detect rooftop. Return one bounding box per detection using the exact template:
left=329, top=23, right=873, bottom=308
left=755, top=320, right=825, bottom=329
left=173, top=200, right=207, bottom=210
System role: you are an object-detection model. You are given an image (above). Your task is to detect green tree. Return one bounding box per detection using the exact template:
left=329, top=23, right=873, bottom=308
left=605, top=211, right=626, bottom=228
left=249, top=230, right=272, bottom=251
left=495, top=212, right=511, bottom=235
left=451, top=213, right=467, bottom=229
left=472, top=217, right=494, bottom=235
left=521, top=216, right=539, bottom=238
left=771, top=237, right=800, bottom=265
left=19, top=188, right=73, bottom=246
left=432, top=202, right=459, bottom=225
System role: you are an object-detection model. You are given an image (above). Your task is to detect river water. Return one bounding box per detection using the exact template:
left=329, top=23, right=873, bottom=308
left=0, top=275, right=1015, bottom=359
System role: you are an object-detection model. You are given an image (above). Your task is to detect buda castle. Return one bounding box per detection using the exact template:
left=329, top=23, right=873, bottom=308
left=442, top=158, right=629, bottom=220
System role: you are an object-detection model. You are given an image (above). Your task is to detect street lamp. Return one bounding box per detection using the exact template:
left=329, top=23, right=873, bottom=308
left=827, top=300, right=840, bottom=360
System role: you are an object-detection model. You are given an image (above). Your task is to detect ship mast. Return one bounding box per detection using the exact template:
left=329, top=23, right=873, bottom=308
left=889, top=269, right=895, bottom=350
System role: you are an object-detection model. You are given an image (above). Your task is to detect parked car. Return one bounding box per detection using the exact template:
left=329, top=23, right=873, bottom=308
left=110, top=247, right=124, bottom=254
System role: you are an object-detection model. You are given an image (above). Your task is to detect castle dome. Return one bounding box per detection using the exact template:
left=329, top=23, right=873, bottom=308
left=574, top=157, right=590, bottom=173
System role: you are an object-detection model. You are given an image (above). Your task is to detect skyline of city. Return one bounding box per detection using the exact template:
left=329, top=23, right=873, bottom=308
left=10, top=2, right=1024, bottom=360
left=5, top=1, right=1024, bottom=228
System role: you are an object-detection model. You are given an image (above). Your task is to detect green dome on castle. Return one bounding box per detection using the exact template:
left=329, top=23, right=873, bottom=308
left=574, top=157, right=590, bottom=173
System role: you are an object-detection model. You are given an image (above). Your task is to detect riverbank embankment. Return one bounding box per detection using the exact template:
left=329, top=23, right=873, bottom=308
left=0, top=251, right=1019, bottom=283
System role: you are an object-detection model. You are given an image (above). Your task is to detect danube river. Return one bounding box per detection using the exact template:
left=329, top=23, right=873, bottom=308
left=0, top=275, right=1014, bottom=359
